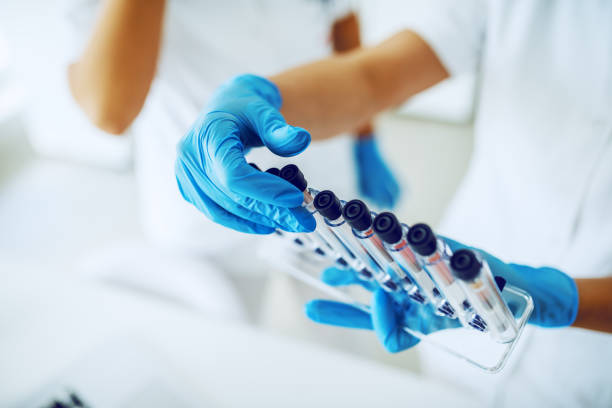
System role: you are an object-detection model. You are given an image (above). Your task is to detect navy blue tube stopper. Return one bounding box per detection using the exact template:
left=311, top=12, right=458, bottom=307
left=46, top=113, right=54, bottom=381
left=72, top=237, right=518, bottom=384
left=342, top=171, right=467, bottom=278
left=373, top=212, right=403, bottom=244
left=342, top=199, right=372, bottom=232
left=406, top=223, right=437, bottom=256
left=280, top=164, right=307, bottom=192
left=450, top=249, right=482, bottom=281
left=313, top=190, right=342, bottom=221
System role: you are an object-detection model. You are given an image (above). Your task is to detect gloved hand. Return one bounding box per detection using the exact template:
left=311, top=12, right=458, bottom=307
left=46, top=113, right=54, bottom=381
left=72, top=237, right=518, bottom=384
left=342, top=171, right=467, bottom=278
left=306, top=266, right=459, bottom=352
left=175, top=74, right=316, bottom=234
left=444, top=238, right=579, bottom=328
left=354, top=135, right=401, bottom=209
left=305, top=239, right=578, bottom=353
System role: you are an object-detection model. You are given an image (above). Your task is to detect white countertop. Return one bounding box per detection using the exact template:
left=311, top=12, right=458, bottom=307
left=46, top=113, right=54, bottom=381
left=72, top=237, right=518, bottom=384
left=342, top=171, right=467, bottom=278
left=0, top=260, right=476, bottom=407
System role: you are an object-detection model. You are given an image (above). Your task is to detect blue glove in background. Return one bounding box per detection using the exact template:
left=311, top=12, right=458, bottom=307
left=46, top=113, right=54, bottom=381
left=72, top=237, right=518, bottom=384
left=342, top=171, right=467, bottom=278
left=175, top=74, right=316, bottom=234
left=354, top=136, right=401, bottom=209
left=305, top=239, right=578, bottom=353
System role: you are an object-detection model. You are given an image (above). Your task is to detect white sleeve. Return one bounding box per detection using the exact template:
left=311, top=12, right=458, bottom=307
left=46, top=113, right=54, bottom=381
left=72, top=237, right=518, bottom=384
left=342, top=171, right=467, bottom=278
left=23, top=0, right=133, bottom=170
left=326, top=0, right=356, bottom=22
left=361, top=0, right=487, bottom=76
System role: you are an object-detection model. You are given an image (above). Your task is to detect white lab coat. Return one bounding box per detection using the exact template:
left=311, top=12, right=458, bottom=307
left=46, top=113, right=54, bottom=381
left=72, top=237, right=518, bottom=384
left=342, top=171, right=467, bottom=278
left=132, top=0, right=357, bottom=254
left=404, top=1, right=612, bottom=406
left=57, top=0, right=355, bottom=254
left=24, top=0, right=355, bottom=327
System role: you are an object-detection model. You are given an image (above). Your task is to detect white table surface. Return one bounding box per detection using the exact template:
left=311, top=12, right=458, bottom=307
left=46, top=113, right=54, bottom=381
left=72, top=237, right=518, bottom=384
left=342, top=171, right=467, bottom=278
left=0, top=260, right=477, bottom=407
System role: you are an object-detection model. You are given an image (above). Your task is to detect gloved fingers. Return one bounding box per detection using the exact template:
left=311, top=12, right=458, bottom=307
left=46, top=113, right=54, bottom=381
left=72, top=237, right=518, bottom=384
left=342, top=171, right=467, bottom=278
left=197, top=169, right=312, bottom=232
left=174, top=161, right=275, bottom=234
left=180, top=118, right=314, bottom=231
left=248, top=100, right=311, bottom=157
left=305, top=299, right=373, bottom=330
left=320, top=266, right=378, bottom=292
left=287, top=207, right=317, bottom=232
left=176, top=157, right=282, bottom=229
left=222, top=192, right=313, bottom=232
left=371, top=289, right=420, bottom=353
left=406, top=303, right=463, bottom=334
left=194, top=114, right=306, bottom=208
left=234, top=194, right=315, bottom=232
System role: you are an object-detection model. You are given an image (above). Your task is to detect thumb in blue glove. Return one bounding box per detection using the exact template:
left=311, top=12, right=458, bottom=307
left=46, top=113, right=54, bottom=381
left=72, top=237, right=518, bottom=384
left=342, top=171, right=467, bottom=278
left=354, top=135, right=401, bottom=209
left=175, top=74, right=316, bottom=235
left=305, top=267, right=459, bottom=353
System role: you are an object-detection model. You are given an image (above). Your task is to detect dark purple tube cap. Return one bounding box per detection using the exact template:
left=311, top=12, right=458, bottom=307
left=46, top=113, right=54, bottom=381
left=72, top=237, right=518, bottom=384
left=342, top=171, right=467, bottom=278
left=373, top=212, right=403, bottom=244
left=313, top=190, right=342, bottom=221
left=406, top=223, right=437, bottom=256
left=342, top=199, right=372, bottom=232
left=280, top=164, right=307, bottom=192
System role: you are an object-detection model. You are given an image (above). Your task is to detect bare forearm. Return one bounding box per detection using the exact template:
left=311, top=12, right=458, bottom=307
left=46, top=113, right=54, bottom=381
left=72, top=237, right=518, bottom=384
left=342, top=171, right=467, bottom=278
left=273, top=30, right=448, bottom=140
left=69, top=0, right=165, bottom=134
left=331, top=12, right=373, bottom=138
left=572, top=277, right=612, bottom=333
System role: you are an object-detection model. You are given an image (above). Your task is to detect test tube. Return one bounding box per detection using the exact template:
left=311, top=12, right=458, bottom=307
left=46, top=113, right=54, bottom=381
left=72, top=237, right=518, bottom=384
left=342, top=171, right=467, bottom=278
left=406, top=223, right=487, bottom=331
left=279, top=164, right=351, bottom=268
left=262, top=165, right=325, bottom=257
left=313, top=190, right=387, bottom=283
left=342, top=199, right=426, bottom=303
left=450, top=249, right=518, bottom=343
left=373, top=212, right=456, bottom=318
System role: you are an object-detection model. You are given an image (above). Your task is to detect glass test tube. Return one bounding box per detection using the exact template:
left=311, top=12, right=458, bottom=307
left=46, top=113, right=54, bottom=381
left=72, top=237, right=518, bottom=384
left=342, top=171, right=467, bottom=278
left=373, top=212, right=456, bottom=318
left=407, top=223, right=487, bottom=331
left=450, top=249, right=518, bottom=343
left=263, top=166, right=328, bottom=257
left=313, top=190, right=384, bottom=283
left=342, top=200, right=426, bottom=303
left=280, top=165, right=350, bottom=267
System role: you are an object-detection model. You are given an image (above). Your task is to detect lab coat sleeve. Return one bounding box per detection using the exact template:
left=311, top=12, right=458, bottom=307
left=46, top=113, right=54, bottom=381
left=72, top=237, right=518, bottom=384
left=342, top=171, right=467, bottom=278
left=405, top=0, right=486, bottom=76
left=327, top=0, right=357, bottom=21
left=361, top=0, right=486, bottom=76
left=23, top=0, right=133, bottom=170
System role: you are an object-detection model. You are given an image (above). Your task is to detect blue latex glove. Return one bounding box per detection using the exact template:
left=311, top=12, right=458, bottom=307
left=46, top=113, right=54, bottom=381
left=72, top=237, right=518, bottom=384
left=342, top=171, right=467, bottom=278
left=306, top=239, right=578, bottom=353
left=307, top=266, right=459, bottom=352
left=354, top=135, right=401, bottom=209
left=175, top=74, right=316, bottom=234
left=444, top=238, right=579, bottom=328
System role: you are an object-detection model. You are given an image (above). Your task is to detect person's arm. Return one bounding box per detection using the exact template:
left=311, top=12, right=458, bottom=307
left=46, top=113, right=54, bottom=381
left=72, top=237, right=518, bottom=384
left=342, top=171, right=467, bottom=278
left=573, top=278, right=612, bottom=333
left=273, top=29, right=449, bottom=140
left=175, top=30, right=448, bottom=234
left=68, top=0, right=166, bottom=135
left=330, top=13, right=401, bottom=209
left=330, top=12, right=373, bottom=138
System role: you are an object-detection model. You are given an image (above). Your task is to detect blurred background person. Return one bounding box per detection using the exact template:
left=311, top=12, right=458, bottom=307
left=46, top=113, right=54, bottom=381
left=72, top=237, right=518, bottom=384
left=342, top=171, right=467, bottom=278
left=173, top=1, right=612, bottom=407
left=0, top=1, right=483, bottom=405
left=39, top=0, right=401, bottom=321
